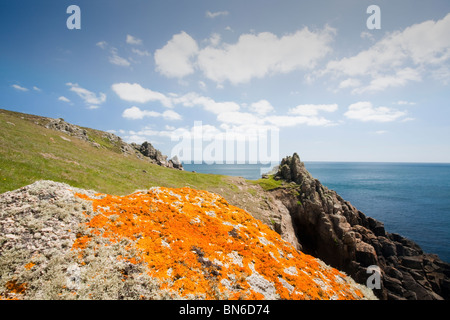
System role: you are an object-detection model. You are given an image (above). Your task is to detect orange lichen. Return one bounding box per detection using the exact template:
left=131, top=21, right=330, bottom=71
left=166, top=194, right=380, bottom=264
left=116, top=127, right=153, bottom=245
left=24, top=262, right=35, bottom=270
left=5, top=280, right=27, bottom=295
left=74, top=187, right=366, bottom=300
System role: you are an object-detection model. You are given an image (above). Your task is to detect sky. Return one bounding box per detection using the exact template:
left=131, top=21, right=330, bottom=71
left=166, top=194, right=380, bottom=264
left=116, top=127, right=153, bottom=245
left=1, top=0, right=450, bottom=163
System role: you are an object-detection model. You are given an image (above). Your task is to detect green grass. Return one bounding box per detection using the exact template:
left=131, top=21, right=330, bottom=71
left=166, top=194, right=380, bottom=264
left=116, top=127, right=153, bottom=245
left=251, top=175, right=283, bottom=191
left=0, top=109, right=236, bottom=196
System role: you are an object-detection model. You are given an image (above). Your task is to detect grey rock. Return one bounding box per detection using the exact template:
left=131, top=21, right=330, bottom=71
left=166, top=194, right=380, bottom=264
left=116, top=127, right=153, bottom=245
left=268, top=153, right=450, bottom=300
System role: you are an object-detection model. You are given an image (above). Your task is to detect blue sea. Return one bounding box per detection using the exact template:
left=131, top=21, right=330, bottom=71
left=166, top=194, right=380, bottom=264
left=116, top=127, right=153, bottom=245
left=183, top=162, right=450, bottom=263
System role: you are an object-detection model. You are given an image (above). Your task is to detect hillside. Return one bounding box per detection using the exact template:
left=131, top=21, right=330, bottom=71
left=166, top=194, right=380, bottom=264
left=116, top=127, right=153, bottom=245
left=0, top=109, right=309, bottom=248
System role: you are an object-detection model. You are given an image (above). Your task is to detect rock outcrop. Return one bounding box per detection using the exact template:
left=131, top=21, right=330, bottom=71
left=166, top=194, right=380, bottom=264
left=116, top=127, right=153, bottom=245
left=0, top=180, right=375, bottom=300
left=44, top=118, right=183, bottom=171
left=130, top=141, right=183, bottom=170
left=267, top=153, right=450, bottom=300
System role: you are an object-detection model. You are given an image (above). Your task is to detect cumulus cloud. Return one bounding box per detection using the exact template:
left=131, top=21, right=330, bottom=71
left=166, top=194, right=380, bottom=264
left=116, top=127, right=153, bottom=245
left=338, top=78, right=361, bottom=89
left=249, top=100, right=274, bottom=116
left=344, top=102, right=407, bottom=122
left=122, top=106, right=181, bottom=121
left=66, top=83, right=106, bottom=108
left=112, top=83, right=172, bottom=107
left=322, top=13, right=450, bottom=93
left=154, top=26, right=335, bottom=84
left=154, top=31, right=199, bottom=78
left=172, top=92, right=240, bottom=114
left=196, top=26, right=335, bottom=84
left=126, top=34, right=143, bottom=45
left=288, top=104, right=338, bottom=116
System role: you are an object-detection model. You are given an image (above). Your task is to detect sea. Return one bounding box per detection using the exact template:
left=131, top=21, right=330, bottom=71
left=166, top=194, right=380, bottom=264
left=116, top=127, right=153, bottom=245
left=183, top=162, right=450, bottom=263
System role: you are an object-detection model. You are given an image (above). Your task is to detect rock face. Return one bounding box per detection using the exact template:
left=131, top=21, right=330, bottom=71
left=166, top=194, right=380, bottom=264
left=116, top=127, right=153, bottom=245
left=130, top=141, right=183, bottom=170
left=44, top=118, right=183, bottom=171
left=268, top=153, right=450, bottom=300
left=0, top=181, right=375, bottom=300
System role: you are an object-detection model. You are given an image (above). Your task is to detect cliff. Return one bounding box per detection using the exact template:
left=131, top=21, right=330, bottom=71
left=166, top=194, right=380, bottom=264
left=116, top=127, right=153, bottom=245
left=0, top=180, right=375, bottom=300
left=266, top=153, right=450, bottom=300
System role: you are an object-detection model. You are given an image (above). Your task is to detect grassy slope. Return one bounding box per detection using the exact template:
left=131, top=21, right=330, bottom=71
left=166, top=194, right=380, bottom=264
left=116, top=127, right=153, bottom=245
left=0, top=109, right=235, bottom=196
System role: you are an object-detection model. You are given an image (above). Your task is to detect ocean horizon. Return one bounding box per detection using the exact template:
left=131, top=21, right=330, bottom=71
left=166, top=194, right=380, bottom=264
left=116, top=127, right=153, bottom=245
left=182, top=161, right=450, bottom=263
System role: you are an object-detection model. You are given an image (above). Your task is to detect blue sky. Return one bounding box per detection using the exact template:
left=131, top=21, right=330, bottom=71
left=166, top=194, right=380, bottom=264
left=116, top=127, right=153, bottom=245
left=1, top=0, right=450, bottom=163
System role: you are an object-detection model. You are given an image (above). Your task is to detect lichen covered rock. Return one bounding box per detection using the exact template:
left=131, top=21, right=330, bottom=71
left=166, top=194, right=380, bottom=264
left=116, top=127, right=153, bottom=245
left=0, top=181, right=376, bottom=300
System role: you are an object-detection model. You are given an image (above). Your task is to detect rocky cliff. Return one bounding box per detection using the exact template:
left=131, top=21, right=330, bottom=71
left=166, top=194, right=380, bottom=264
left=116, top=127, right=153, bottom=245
left=266, top=153, right=450, bottom=300
left=0, top=181, right=375, bottom=300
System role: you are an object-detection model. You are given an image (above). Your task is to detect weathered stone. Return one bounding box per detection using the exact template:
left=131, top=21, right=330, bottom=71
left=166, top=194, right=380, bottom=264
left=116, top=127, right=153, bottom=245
left=268, top=153, right=450, bottom=300
left=401, top=256, right=423, bottom=270
left=355, top=242, right=377, bottom=267
left=384, top=275, right=404, bottom=294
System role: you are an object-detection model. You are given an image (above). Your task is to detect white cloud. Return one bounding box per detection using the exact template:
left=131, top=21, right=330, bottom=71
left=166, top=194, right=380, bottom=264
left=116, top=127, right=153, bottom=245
left=154, top=26, right=335, bottom=84
left=288, top=104, right=338, bottom=116
left=11, top=84, right=28, bottom=92
left=197, top=26, right=335, bottom=85
left=96, top=41, right=108, bottom=49
left=265, top=115, right=334, bottom=127
left=131, top=48, right=150, bottom=56
left=123, top=106, right=158, bottom=120
left=217, top=111, right=260, bottom=125
left=112, top=83, right=172, bottom=107
left=126, top=34, right=143, bottom=45
left=122, top=106, right=181, bottom=121
left=206, top=10, right=229, bottom=19
left=96, top=41, right=132, bottom=67
left=172, top=92, right=240, bottom=114
left=352, top=68, right=421, bottom=94
left=33, top=86, right=41, bottom=92
left=124, top=134, right=147, bottom=144
left=396, top=100, right=416, bottom=106
left=323, top=13, right=450, bottom=92
left=344, top=102, right=407, bottom=122
left=249, top=100, right=274, bottom=116
left=208, top=33, right=221, bottom=46
left=66, top=83, right=106, bottom=108
left=109, top=48, right=131, bottom=67
left=338, top=78, right=361, bottom=89
left=360, top=31, right=375, bottom=41
left=154, top=31, right=199, bottom=78
left=198, top=81, right=207, bottom=90
left=162, top=110, right=182, bottom=121
left=58, top=96, right=71, bottom=103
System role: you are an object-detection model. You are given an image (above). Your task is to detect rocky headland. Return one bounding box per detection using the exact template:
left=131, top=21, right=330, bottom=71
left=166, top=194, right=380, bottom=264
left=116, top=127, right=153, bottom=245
left=265, top=153, right=450, bottom=300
